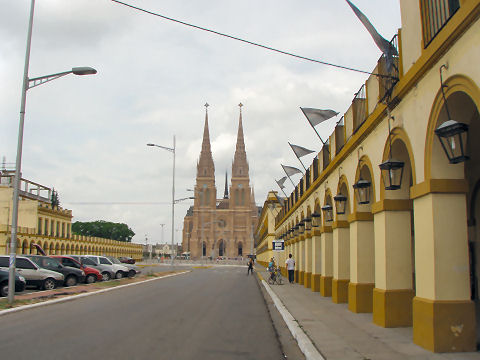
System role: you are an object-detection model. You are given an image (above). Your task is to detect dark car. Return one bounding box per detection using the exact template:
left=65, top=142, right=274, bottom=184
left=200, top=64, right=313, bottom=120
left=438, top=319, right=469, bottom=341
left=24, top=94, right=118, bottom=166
left=119, top=257, right=135, bottom=264
left=51, top=256, right=102, bottom=284
left=26, top=255, right=85, bottom=287
left=0, top=269, right=26, bottom=297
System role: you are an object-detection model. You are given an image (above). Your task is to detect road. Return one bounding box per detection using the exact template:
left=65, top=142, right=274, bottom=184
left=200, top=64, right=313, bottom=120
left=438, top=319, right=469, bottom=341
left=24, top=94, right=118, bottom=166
left=0, top=266, right=285, bottom=360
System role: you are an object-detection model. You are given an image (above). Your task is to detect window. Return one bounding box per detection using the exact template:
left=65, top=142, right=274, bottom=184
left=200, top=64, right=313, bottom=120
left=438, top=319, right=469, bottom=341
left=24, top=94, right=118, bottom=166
left=44, top=219, right=48, bottom=236
left=50, top=220, right=54, bottom=236
left=0, top=257, right=8, bottom=267
left=421, top=0, right=460, bottom=46
left=100, top=257, right=112, bottom=265
left=17, top=258, right=36, bottom=270
left=38, top=218, right=42, bottom=235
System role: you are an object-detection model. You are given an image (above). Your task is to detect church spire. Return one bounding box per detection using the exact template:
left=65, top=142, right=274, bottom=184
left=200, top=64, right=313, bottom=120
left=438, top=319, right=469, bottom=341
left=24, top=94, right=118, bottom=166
left=223, top=171, right=229, bottom=199
left=232, top=103, right=249, bottom=178
left=197, top=103, right=215, bottom=178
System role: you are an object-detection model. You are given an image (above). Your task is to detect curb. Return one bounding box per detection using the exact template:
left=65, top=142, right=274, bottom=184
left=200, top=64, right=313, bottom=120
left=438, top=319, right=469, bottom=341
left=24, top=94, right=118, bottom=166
left=259, top=274, right=325, bottom=360
left=0, top=271, right=190, bottom=317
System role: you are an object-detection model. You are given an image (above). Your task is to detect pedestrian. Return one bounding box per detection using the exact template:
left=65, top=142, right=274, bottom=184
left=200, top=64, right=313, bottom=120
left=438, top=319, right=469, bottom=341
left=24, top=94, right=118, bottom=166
left=247, top=257, right=254, bottom=275
left=268, top=257, right=276, bottom=281
left=286, top=254, right=295, bottom=283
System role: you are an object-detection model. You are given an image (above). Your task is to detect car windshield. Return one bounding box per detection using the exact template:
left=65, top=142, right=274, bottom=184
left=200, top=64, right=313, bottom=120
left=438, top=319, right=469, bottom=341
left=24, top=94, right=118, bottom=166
left=109, top=257, right=121, bottom=264
left=87, top=256, right=99, bottom=265
left=31, top=256, right=61, bottom=268
left=80, top=257, right=96, bottom=266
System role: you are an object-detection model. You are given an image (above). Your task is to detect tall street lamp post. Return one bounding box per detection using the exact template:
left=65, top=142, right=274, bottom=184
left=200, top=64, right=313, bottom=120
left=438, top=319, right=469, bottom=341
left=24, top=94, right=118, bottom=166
left=8, top=0, right=96, bottom=304
left=147, top=136, right=176, bottom=267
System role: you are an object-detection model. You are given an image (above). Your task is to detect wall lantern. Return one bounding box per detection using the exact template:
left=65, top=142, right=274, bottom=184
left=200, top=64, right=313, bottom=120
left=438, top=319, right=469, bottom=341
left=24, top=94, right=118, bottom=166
left=333, top=194, right=348, bottom=215
left=304, top=217, right=312, bottom=231
left=298, top=221, right=305, bottom=234
left=321, top=204, right=334, bottom=222
left=294, top=225, right=299, bottom=237
left=379, top=113, right=405, bottom=190
left=353, top=179, right=371, bottom=205
left=435, top=65, right=469, bottom=164
left=311, top=213, right=321, bottom=228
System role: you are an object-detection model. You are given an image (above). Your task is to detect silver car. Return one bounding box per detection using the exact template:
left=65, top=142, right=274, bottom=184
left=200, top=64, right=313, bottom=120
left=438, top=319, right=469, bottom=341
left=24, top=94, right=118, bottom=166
left=107, top=256, right=141, bottom=277
left=0, top=255, right=64, bottom=290
left=84, top=255, right=129, bottom=280
left=67, top=255, right=115, bottom=281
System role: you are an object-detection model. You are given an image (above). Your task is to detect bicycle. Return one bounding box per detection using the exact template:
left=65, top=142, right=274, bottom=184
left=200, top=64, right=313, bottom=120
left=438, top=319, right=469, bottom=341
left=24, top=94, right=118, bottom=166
left=267, top=266, right=283, bottom=285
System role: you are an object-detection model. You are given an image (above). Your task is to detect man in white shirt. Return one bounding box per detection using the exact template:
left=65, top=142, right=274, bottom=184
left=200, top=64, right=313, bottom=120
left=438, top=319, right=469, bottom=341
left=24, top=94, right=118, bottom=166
left=285, top=254, right=295, bottom=284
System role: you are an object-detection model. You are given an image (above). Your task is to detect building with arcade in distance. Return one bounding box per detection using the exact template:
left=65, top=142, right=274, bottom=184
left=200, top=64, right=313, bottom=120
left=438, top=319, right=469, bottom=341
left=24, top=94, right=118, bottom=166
left=0, top=170, right=142, bottom=260
left=182, top=104, right=259, bottom=260
left=256, top=0, right=480, bottom=353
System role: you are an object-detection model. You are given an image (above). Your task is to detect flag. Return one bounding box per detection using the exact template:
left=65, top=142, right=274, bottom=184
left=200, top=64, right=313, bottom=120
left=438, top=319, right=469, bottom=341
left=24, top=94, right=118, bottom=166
left=301, top=108, right=338, bottom=127
left=276, top=176, right=287, bottom=190
left=281, top=164, right=302, bottom=177
left=345, top=0, right=398, bottom=57
left=273, top=192, right=285, bottom=206
left=289, top=143, right=315, bottom=159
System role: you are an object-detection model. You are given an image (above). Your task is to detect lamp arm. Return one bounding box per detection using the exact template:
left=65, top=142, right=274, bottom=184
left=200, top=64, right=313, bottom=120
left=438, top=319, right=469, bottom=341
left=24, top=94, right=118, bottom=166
left=28, top=71, right=72, bottom=89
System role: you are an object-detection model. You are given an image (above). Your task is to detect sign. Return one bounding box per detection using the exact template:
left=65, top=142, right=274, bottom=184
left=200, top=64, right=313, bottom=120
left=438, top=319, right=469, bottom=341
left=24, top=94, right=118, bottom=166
left=272, top=240, right=284, bottom=251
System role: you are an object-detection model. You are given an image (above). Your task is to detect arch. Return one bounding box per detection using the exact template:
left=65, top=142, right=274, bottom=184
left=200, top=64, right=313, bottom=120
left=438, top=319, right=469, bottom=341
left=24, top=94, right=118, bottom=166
left=425, top=74, right=480, bottom=180
left=55, top=243, right=60, bottom=255
left=21, top=240, right=28, bottom=254
left=49, top=243, right=54, bottom=255
left=380, top=129, right=416, bottom=201
left=336, top=174, right=352, bottom=217
left=238, top=242, right=243, bottom=256
left=202, top=242, right=207, bottom=257
left=218, top=239, right=225, bottom=257
left=29, top=240, right=35, bottom=254
left=353, top=155, right=376, bottom=212
left=61, top=243, right=65, bottom=255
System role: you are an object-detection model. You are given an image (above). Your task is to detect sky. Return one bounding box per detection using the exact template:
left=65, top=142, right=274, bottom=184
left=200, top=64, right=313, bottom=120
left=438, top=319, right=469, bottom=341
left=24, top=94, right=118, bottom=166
left=0, top=0, right=401, bottom=246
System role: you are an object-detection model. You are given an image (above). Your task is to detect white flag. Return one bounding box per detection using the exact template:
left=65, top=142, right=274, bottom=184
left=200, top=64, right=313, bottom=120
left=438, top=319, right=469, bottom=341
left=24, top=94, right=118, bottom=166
left=276, top=176, right=287, bottom=189
left=301, top=108, right=338, bottom=127
left=289, top=143, right=315, bottom=158
left=281, top=164, right=302, bottom=177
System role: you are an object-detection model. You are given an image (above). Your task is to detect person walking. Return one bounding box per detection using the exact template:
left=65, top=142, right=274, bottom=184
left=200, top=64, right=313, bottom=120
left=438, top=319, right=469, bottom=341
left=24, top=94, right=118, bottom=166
left=286, top=254, right=295, bottom=284
left=247, top=257, right=254, bottom=275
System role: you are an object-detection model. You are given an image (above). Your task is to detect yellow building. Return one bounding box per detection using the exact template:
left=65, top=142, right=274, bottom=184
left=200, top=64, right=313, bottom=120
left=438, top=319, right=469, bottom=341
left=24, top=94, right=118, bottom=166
left=0, top=171, right=142, bottom=260
left=257, top=0, right=480, bottom=353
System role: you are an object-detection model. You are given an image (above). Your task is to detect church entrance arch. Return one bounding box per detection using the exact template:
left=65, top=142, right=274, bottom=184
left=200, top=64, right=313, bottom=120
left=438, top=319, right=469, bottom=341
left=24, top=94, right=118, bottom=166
left=218, top=240, right=225, bottom=257
left=238, top=242, right=243, bottom=257
left=202, top=242, right=207, bottom=257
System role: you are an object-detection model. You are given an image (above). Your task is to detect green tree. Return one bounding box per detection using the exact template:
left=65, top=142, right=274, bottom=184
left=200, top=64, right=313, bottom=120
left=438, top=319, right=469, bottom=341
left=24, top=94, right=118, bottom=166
left=72, top=220, right=135, bottom=242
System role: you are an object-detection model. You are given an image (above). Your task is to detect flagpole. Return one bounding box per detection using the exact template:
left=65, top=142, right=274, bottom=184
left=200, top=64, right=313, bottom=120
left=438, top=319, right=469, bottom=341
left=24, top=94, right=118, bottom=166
left=275, top=181, right=288, bottom=198
left=282, top=168, right=297, bottom=188
left=300, top=107, right=330, bottom=155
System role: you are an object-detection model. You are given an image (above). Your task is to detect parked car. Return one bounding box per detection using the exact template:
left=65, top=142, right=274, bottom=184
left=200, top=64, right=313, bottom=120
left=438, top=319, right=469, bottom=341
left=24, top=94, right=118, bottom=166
left=119, top=257, right=135, bottom=264
left=0, top=255, right=64, bottom=290
left=84, top=255, right=129, bottom=279
left=107, top=256, right=141, bottom=277
left=51, top=256, right=102, bottom=284
left=67, top=255, right=115, bottom=281
left=0, top=268, right=26, bottom=297
left=26, top=255, right=85, bottom=287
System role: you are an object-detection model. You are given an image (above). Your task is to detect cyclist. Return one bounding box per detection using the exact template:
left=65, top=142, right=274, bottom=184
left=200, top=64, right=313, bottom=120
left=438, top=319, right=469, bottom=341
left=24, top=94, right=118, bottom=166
left=268, top=257, right=276, bottom=282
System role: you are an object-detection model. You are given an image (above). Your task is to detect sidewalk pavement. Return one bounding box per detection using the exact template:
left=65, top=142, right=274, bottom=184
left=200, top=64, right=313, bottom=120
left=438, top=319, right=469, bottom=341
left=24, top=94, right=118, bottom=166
left=255, top=265, right=480, bottom=360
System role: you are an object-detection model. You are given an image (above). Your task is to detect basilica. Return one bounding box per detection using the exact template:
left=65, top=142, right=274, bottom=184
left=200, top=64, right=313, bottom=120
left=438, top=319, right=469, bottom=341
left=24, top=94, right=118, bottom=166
left=182, top=104, right=259, bottom=259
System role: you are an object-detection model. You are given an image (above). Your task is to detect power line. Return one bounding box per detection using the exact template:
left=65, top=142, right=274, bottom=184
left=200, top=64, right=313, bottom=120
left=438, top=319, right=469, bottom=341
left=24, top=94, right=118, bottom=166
left=64, top=202, right=181, bottom=205
left=110, top=0, right=386, bottom=77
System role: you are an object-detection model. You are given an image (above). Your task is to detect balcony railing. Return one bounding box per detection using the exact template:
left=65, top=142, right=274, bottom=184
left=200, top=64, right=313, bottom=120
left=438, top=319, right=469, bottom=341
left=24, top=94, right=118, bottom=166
left=421, top=0, right=460, bottom=47
left=353, top=84, right=367, bottom=132
left=379, top=34, right=400, bottom=103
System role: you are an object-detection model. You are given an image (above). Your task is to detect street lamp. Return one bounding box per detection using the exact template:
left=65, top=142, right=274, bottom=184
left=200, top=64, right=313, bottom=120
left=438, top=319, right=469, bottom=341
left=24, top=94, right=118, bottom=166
left=147, top=137, right=176, bottom=267
left=8, top=0, right=96, bottom=304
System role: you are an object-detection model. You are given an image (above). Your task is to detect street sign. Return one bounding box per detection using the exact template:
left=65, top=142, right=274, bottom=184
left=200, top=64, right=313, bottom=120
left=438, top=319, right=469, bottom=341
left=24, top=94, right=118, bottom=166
left=272, top=240, right=284, bottom=251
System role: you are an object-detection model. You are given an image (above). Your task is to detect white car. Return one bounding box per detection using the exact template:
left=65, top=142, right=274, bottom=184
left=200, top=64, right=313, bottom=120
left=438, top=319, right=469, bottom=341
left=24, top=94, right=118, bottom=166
left=84, top=255, right=129, bottom=279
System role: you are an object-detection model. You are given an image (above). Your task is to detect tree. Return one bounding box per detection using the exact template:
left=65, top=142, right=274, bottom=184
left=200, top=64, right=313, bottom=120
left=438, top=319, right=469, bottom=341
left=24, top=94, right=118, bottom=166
left=72, top=220, right=135, bottom=242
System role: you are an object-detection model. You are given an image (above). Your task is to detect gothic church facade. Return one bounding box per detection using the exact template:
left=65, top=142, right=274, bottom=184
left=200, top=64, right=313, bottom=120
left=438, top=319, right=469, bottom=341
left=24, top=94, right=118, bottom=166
left=182, top=105, right=258, bottom=259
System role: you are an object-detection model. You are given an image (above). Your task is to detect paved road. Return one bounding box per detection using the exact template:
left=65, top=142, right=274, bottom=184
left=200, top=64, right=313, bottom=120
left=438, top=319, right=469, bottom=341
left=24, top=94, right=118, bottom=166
left=1, top=266, right=285, bottom=360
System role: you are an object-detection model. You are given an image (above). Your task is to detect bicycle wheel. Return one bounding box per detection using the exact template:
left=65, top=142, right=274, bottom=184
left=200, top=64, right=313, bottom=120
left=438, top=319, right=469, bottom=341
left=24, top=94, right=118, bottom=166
left=276, top=274, right=283, bottom=285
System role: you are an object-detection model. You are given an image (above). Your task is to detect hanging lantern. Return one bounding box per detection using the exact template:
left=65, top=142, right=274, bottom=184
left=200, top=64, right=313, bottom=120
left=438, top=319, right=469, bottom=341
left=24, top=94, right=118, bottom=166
left=311, top=213, right=321, bottom=228
left=379, top=158, right=405, bottom=190
left=321, top=204, right=334, bottom=222
left=333, top=194, right=348, bottom=215
left=435, top=119, right=469, bottom=164
left=298, top=221, right=305, bottom=234
left=294, top=225, right=299, bottom=237
left=353, top=179, right=371, bottom=205
left=304, top=217, right=312, bottom=231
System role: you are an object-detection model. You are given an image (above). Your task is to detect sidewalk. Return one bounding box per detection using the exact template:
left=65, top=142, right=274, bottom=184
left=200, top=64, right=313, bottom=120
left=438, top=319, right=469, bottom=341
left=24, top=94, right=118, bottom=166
left=255, top=265, right=480, bottom=360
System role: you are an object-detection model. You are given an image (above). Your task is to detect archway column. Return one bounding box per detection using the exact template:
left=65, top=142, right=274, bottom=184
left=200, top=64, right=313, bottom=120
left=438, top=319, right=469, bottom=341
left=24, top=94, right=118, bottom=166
left=304, top=231, right=313, bottom=289
left=372, top=200, right=414, bottom=327
left=411, top=188, right=475, bottom=352
left=294, top=239, right=299, bottom=283
left=298, top=236, right=305, bottom=285
left=332, top=221, right=350, bottom=303
left=320, top=226, right=333, bottom=296
left=348, top=212, right=375, bottom=313
left=311, top=230, right=322, bottom=292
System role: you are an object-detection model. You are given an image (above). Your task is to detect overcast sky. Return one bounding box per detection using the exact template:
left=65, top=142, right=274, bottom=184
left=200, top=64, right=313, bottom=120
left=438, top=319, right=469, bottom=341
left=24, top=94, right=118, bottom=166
left=0, top=0, right=401, bottom=245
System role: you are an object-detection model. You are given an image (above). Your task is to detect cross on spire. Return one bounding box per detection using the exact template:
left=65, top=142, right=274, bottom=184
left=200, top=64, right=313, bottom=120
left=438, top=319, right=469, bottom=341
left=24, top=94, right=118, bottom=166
left=238, top=102, right=243, bottom=114
left=205, top=102, right=209, bottom=113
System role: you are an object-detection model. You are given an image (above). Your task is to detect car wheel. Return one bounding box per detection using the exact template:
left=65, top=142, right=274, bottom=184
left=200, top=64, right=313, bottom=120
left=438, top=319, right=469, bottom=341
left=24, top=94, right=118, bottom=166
left=65, top=275, right=78, bottom=287
left=85, top=274, right=96, bottom=284
left=115, top=271, right=123, bottom=279
left=0, top=282, right=8, bottom=297
left=128, top=270, right=135, bottom=278
left=43, top=278, right=56, bottom=290
left=102, top=272, right=111, bottom=281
